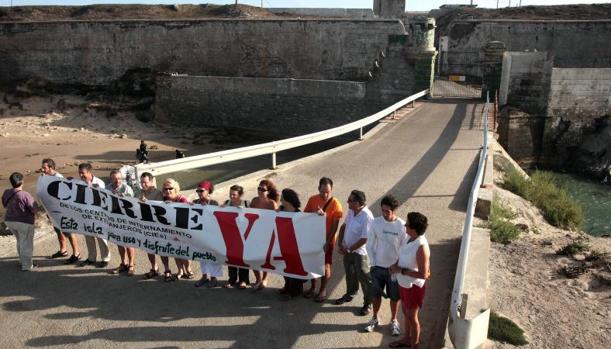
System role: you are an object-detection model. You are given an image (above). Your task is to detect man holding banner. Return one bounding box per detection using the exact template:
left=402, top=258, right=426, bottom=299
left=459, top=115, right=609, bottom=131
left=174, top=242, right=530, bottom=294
left=36, top=174, right=326, bottom=281
left=76, top=163, right=111, bottom=268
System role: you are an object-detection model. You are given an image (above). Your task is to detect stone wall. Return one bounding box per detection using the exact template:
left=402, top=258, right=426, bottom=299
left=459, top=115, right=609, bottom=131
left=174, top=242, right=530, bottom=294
left=542, top=68, right=611, bottom=175
left=442, top=20, right=611, bottom=78
left=267, top=8, right=374, bottom=18
left=499, top=51, right=552, bottom=114
left=156, top=76, right=384, bottom=137
left=0, top=19, right=405, bottom=86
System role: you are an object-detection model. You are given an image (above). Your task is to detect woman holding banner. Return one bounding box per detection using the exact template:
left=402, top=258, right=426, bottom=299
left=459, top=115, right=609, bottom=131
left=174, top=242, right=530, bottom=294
left=250, top=179, right=280, bottom=290
left=162, top=178, right=192, bottom=282
left=277, top=188, right=304, bottom=300
left=193, top=180, right=221, bottom=288
left=222, top=184, right=251, bottom=289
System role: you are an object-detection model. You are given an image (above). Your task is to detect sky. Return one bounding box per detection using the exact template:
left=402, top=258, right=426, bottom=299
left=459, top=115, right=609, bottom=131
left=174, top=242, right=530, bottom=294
left=1, top=1, right=610, bottom=12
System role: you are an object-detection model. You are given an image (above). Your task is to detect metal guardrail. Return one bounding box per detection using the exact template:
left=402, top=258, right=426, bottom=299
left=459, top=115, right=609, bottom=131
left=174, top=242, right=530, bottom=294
left=448, top=93, right=491, bottom=349
left=135, top=89, right=429, bottom=178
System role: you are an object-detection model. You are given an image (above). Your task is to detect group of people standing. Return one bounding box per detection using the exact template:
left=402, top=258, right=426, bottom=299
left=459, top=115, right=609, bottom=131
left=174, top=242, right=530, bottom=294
left=2, top=158, right=431, bottom=348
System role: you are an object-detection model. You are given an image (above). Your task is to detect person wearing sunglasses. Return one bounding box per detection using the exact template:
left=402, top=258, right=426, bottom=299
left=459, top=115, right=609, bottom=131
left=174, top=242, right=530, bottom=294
left=193, top=180, right=221, bottom=288
left=250, top=179, right=280, bottom=290
left=334, top=189, right=374, bottom=317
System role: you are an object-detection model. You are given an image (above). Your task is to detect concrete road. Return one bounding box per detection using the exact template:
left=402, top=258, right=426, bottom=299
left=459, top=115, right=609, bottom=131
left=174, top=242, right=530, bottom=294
left=0, top=99, right=484, bottom=348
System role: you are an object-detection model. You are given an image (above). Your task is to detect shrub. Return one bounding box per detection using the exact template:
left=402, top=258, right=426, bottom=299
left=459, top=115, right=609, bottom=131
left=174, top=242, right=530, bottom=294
left=491, top=198, right=516, bottom=220
left=488, top=198, right=521, bottom=244
left=502, top=167, right=583, bottom=230
left=488, top=311, right=528, bottom=346
left=489, top=218, right=521, bottom=244
left=501, top=166, right=530, bottom=197
left=556, top=241, right=589, bottom=256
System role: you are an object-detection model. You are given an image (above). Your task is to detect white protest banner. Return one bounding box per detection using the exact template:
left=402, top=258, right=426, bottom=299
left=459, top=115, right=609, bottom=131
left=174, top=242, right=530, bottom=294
left=36, top=176, right=325, bottom=279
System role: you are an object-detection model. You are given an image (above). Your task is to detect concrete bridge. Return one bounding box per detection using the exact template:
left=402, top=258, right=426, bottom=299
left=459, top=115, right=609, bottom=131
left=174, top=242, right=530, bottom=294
left=0, top=98, right=484, bottom=348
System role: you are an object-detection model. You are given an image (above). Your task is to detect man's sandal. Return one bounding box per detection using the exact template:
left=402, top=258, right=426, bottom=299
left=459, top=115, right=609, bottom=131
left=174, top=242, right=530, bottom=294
left=314, top=292, right=328, bottom=303
left=50, top=250, right=68, bottom=259
left=164, top=271, right=177, bottom=282
left=143, top=269, right=159, bottom=280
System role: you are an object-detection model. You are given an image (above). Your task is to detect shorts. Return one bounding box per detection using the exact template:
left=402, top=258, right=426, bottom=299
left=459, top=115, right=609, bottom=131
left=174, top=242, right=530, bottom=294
left=370, top=266, right=400, bottom=301
left=53, top=226, right=71, bottom=236
left=399, top=284, right=426, bottom=310
left=324, top=241, right=336, bottom=265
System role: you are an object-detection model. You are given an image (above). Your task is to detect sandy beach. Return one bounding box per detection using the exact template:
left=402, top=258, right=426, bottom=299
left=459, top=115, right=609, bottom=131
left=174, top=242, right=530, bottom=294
left=0, top=93, right=253, bottom=222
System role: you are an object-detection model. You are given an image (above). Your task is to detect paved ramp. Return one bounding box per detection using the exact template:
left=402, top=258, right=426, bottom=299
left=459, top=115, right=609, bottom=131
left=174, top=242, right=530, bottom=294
left=0, top=99, right=484, bottom=348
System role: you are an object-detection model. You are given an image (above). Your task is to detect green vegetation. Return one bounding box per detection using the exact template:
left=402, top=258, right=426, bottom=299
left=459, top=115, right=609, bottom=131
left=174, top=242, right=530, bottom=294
left=501, top=167, right=584, bottom=230
left=489, top=199, right=521, bottom=244
left=556, top=241, right=589, bottom=256
left=488, top=311, right=529, bottom=346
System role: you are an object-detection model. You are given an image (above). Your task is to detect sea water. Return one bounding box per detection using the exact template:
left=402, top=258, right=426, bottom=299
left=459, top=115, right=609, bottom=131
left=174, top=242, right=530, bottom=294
left=553, top=172, right=611, bottom=237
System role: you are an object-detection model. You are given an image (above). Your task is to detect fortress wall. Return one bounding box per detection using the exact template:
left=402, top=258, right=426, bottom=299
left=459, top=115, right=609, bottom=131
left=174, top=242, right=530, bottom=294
left=443, top=20, right=611, bottom=78
left=0, top=19, right=405, bottom=86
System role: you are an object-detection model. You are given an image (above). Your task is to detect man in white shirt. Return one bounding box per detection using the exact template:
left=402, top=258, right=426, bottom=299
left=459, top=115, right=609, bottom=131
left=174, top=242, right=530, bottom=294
left=334, top=189, right=374, bottom=316
left=41, top=158, right=81, bottom=264
left=364, top=194, right=407, bottom=336
left=107, top=169, right=135, bottom=276
left=76, top=163, right=111, bottom=268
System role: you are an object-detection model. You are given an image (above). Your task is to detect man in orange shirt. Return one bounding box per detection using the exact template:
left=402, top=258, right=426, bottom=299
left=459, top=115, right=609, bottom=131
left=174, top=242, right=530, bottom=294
left=304, top=177, right=343, bottom=302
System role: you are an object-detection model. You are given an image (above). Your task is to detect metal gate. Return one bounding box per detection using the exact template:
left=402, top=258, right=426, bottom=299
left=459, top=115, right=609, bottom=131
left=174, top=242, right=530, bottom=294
left=431, top=75, right=482, bottom=99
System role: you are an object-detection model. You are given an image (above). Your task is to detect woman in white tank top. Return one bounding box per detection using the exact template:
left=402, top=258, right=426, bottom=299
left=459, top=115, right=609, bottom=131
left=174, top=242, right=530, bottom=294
left=389, top=212, right=431, bottom=349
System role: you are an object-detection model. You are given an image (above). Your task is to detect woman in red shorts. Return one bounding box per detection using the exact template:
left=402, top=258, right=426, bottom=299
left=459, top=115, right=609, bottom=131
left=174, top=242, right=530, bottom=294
left=389, top=212, right=430, bottom=349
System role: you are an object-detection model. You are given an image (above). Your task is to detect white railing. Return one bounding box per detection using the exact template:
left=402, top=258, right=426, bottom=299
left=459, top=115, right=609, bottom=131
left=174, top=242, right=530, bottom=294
left=135, top=89, right=429, bottom=178
left=448, top=93, right=491, bottom=349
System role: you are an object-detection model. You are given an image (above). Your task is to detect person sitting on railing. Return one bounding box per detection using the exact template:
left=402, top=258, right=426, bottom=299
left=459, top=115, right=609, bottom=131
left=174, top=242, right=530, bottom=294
left=250, top=179, right=280, bottom=291
left=222, top=184, right=251, bottom=289
left=389, top=212, right=431, bottom=349
left=193, top=180, right=221, bottom=288
left=161, top=178, right=192, bottom=282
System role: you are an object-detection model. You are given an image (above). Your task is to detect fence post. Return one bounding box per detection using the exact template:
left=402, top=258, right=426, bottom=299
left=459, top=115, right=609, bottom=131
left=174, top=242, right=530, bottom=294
left=271, top=152, right=277, bottom=169
left=359, top=127, right=363, bottom=140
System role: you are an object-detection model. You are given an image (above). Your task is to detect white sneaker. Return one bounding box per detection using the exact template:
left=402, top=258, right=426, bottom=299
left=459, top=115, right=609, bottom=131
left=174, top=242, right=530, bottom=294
left=390, top=319, right=401, bottom=336
left=364, top=317, right=379, bottom=332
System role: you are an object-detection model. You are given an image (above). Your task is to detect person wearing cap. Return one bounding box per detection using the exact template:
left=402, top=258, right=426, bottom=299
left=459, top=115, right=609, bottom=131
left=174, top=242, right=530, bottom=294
left=193, top=181, right=221, bottom=288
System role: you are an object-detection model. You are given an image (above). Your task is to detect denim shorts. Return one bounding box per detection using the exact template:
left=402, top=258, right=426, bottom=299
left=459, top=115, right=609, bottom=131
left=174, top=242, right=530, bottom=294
left=53, top=226, right=71, bottom=236
left=370, top=266, right=400, bottom=301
